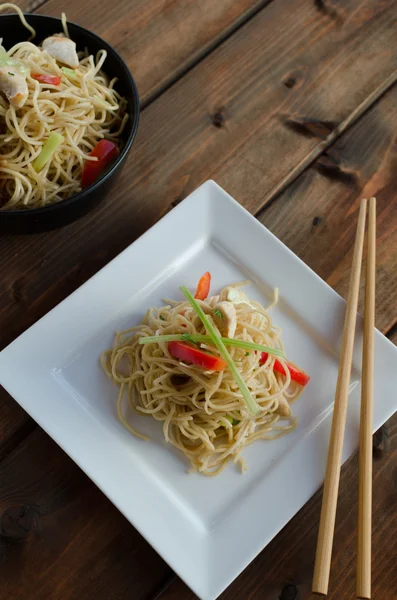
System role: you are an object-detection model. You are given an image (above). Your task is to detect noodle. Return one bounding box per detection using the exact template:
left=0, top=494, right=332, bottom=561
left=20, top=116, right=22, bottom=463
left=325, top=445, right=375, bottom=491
left=0, top=4, right=128, bottom=210
left=0, top=3, right=35, bottom=38
left=101, top=282, right=307, bottom=476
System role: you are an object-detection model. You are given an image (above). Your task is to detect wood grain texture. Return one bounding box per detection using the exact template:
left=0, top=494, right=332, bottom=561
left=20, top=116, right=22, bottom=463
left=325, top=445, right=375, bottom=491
left=34, top=0, right=269, bottom=105
left=11, top=0, right=48, bottom=10
left=0, top=397, right=35, bottom=461
left=257, top=83, right=397, bottom=333
left=389, top=327, right=397, bottom=349
left=0, top=429, right=171, bottom=600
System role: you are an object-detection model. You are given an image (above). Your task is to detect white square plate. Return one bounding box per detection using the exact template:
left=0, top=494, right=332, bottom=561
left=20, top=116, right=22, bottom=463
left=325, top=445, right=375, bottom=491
left=1, top=181, right=396, bottom=600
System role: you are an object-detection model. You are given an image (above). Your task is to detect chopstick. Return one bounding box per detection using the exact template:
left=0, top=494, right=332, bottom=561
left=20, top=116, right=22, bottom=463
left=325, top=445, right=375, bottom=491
left=357, top=197, right=376, bottom=600
left=312, top=198, right=368, bottom=596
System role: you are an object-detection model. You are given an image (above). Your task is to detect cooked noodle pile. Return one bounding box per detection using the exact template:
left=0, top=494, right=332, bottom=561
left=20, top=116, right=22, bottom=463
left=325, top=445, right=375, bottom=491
left=0, top=4, right=127, bottom=209
left=102, top=282, right=306, bottom=476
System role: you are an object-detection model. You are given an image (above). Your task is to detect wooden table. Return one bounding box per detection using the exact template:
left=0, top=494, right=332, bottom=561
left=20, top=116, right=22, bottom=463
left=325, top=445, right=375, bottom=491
left=1, top=1, right=397, bottom=598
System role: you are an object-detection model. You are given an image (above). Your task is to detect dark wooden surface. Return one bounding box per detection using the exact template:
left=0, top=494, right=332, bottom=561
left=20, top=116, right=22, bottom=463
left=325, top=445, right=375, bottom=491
left=258, top=82, right=397, bottom=333
left=1, top=1, right=397, bottom=598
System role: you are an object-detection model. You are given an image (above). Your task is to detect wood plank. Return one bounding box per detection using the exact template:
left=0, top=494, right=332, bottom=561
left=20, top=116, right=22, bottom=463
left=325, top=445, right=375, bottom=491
left=34, top=0, right=268, bottom=105
left=0, top=395, right=35, bottom=461
left=11, top=0, right=49, bottom=10
left=257, top=82, right=397, bottom=333
left=123, top=0, right=397, bottom=216
left=0, top=428, right=171, bottom=600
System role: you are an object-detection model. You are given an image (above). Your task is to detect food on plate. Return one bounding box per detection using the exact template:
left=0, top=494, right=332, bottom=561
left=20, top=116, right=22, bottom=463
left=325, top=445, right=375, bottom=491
left=101, top=275, right=310, bottom=475
left=0, top=4, right=128, bottom=210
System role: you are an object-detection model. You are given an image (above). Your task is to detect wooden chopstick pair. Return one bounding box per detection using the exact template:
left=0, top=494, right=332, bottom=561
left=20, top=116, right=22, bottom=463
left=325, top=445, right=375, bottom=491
left=312, top=197, right=376, bottom=599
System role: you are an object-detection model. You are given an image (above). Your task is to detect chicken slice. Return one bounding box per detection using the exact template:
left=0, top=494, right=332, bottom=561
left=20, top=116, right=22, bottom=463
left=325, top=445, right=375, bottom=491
left=0, top=67, right=28, bottom=108
left=42, top=35, right=79, bottom=68
left=220, top=286, right=254, bottom=307
left=213, top=301, right=237, bottom=338
left=205, top=295, right=220, bottom=308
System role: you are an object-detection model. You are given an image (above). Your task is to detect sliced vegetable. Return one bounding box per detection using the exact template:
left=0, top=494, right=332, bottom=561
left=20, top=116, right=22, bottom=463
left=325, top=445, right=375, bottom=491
left=194, top=272, right=211, bottom=300
left=139, top=333, right=284, bottom=357
left=81, top=139, right=119, bottom=188
left=0, top=44, right=30, bottom=76
left=31, top=73, right=61, bottom=86
left=32, top=132, right=64, bottom=172
left=168, top=341, right=226, bottom=372
left=180, top=286, right=259, bottom=415
left=61, top=67, right=77, bottom=79
left=225, top=415, right=240, bottom=426
left=259, top=352, right=310, bottom=387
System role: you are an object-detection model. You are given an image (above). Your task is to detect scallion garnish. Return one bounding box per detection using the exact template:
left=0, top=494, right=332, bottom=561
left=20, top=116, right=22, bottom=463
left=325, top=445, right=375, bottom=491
left=213, top=308, right=223, bottom=319
left=61, top=67, right=77, bottom=79
left=182, top=333, right=199, bottom=345
left=180, top=286, right=259, bottom=415
left=32, top=132, right=64, bottom=172
left=139, top=334, right=284, bottom=357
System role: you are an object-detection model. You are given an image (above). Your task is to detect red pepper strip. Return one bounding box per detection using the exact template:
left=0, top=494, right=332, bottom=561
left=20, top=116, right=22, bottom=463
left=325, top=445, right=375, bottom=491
left=31, top=73, right=61, bottom=86
left=194, top=272, right=211, bottom=300
left=81, top=139, right=119, bottom=188
left=259, top=352, right=310, bottom=386
left=168, top=341, right=226, bottom=372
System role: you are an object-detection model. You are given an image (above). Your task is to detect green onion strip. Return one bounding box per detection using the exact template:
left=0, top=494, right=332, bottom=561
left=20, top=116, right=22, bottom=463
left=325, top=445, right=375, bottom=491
left=140, top=333, right=284, bottom=357
left=179, top=286, right=259, bottom=415
left=32, top=132, right=64, bottom=172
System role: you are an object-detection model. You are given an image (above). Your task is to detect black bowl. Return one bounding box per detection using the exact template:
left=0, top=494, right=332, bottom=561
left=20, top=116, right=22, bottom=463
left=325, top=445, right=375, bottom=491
left=0, top=14, right=139, bottom=234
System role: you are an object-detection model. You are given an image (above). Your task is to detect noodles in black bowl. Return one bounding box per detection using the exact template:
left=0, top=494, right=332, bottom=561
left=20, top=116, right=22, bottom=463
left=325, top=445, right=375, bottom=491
left=0, top=4, right=139, bottom=233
